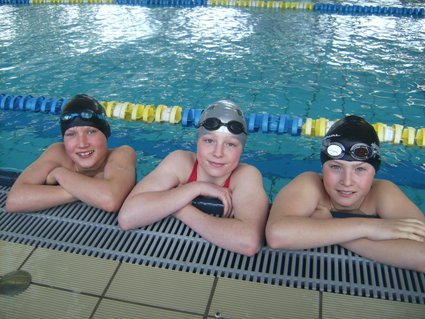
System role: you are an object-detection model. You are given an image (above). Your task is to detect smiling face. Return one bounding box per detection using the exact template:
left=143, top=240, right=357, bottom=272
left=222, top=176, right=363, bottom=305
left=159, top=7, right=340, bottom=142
left=63, top=125, right=108, bottom=172
left=196, top=131, right=243, bottom=183
left=322, top=159, right=375, bottom=211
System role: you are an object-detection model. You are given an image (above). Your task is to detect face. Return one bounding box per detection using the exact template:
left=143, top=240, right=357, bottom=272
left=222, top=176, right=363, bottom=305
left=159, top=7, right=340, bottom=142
left=63, top=126, right=108, bottom=172
left=322, top=160, right=375, bottom=210
left=196, top=131, right=243, bottom=181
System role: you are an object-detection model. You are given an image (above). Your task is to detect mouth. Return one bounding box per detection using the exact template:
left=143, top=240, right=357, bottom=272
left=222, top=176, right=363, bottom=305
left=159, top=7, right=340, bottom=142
left=208, top=160, right=225, bottom=168
left=337, top=190, right=355, bottom=197
left=77, top=150, right=94, bottom=158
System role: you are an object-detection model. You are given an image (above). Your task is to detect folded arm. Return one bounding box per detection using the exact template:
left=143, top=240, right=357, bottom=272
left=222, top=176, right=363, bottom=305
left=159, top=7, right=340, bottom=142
left=6, top=144, right=136, bottom=213
left=173, top=165, right=269, bottom=256
left=48, top=146, right=136, bottom=212
left=118, top=151, right=221, bottom=229
left=6, top=144, right=77, bottom=213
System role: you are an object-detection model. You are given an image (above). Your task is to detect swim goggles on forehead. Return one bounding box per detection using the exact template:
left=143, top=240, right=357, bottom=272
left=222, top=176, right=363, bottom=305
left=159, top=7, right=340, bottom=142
left=322, top=141, right=380, bottom=161
left=199, top=117, right=247, bottom=135
left=60, top=109, right=106, bottom=122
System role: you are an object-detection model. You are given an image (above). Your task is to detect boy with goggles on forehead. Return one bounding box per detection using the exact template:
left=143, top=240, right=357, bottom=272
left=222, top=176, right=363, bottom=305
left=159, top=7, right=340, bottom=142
left=6, top=94, right=136, bottom=214
left=119, top=100, right=269, bottom=256
left=266, top=115, right=425, bottom=272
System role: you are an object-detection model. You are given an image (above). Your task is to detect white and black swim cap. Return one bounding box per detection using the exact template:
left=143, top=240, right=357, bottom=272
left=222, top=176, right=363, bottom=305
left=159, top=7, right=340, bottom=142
left=60, top=94, right=111, bottom=138
left=197, top=100, right=248, bottom=147
left=321, top=115, right=381, bottom=172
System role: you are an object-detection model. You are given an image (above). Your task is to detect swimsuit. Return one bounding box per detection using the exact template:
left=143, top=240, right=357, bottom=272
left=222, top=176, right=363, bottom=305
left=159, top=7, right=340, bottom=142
left=330, top=211, right=378, bottom=219
left=187, top=160, right=232, bottom=188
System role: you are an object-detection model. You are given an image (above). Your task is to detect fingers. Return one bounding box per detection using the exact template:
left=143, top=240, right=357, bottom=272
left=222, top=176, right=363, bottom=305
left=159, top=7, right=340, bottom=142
left=397, top=219, right=425, bottom=241
left=385, top=219, right=425, bottom=242
left=220, top=189, right=233, bottom=218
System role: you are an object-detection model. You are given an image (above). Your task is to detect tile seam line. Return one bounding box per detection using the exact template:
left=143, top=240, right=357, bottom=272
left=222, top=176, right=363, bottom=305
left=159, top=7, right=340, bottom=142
left=89, top=261, right=122, bottom=319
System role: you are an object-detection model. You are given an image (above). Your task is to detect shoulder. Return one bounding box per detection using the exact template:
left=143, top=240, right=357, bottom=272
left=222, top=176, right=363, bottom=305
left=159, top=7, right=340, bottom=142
left=155, top=150, right=195, bottom=178
left=292, top=171, right=323, bottom=187
left=233, top=163, right=262, bottom=177
left=160, top=150, right=195, bottom=168
left=370, top=179, right=402, bottom=197
left=39, top=142, right=67, bottom=161
left=275, top=171, right=323, bottom=198
left=368, top=179, right=423, bottom=218
left=110, top=145, right=137, bottom=159
left=45, top=142, right=66, bottom=153
left=166, top=150, right=196, bottom=162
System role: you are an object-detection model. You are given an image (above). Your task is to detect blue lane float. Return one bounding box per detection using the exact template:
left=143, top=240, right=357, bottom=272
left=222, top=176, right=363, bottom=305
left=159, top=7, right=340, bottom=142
left=1, top=93, right=425, bottom=147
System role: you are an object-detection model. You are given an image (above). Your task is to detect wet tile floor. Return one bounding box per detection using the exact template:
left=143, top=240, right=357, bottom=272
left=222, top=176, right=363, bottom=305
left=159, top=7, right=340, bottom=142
left=1, top=240, right=424, bottom=319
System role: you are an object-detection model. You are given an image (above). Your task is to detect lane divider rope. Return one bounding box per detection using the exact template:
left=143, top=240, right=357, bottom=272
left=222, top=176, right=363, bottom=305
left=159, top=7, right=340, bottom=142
left=0, top=0, right=423, bottom=18
left=1, top=93, right=424, bottom=146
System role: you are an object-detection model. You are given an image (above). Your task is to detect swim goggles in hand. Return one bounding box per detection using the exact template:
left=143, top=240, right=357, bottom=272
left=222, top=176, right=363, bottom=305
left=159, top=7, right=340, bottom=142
left=60, top=109, right=106, bottom=122
left=322, top=141, right=380, bottom=161
left=199, top=117, right=247, bottom=135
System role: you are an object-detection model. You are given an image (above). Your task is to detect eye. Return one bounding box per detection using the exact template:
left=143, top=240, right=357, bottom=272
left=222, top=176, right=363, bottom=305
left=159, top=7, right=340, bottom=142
left=355, top=166, right=367, bottom=173
left=329, top=164, right=342, bottom=170
left=65, top=131, right=76, bottom=137
left=88, top=128, right=98, bottom=135
left=225, top=142, right=237, bottom=148
left=203, top=138, right=214, bottom=144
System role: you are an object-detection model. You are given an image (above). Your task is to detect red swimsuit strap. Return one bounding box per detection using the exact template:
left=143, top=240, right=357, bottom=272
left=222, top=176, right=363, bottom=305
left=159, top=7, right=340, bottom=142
left=187, top=160, right=198, bottom=183
left=187, top=159, right=232, bottom=188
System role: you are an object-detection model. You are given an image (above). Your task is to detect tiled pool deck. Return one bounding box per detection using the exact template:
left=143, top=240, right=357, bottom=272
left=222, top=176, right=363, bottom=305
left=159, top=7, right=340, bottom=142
left=2, top=240, right=425, bottom=319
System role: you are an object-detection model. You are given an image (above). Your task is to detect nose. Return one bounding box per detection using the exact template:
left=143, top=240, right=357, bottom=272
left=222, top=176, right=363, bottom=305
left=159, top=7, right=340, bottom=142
left=213, top=142, right=224, bottom=157
left=340, top=169, right=353, bottom=186
left=76, top=132, right=89, bottom=148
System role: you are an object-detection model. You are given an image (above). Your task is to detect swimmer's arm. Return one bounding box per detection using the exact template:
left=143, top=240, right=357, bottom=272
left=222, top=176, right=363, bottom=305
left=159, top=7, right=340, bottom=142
left=173, top=166, right=269, bottom=256
left=373, top=179, right=424, bottom=220
left=265, top=172, right=425, bottom=250
left=341, top=239, right=425, bottom=273
left=118, top=151, right=202, bottom=229
left=5, top=144, right=77, bottom=213
left=51, top=146, right=137, bottom=212
left=266, top=172, right=355, bottom=249
left=340, top=180, right=425, bottom=273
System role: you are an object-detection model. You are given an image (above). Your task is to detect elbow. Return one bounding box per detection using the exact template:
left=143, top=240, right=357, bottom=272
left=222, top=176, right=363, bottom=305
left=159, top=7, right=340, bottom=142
left=117, top=211, right=133, bottom=231
left=98, top=192, right=126, bottom=213
left=265, top=222, right=293, bottom=250
left=238, top=233, right=264, bottom=257
left=5, top=197, right=21, bottom=213
left=102, top=201, right=122, bottom=214
left=413, top=251, right=425, bottom=273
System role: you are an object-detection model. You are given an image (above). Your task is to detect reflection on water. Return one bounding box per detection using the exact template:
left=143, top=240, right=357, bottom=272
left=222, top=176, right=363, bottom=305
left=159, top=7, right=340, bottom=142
left=0, top=4, right=424, bottom=211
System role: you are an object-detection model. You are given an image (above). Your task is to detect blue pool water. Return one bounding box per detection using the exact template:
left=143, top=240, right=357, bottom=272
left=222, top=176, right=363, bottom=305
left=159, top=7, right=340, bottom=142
left=0, top=2, right=424, bottom=211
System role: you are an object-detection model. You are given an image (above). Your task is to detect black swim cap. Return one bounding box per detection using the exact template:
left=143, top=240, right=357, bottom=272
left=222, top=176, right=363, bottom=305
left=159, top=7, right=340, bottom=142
left=320, top=115, right=381, bottom=172
left=60, top=94, right=111, bottom=138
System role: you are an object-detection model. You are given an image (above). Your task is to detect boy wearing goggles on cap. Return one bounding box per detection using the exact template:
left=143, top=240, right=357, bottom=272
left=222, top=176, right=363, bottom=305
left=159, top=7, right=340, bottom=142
left=6, top=94, right=136, bottom=213
left=118, top=100, right=269, bottom=256
left=266, top=115, right=425, bottom=272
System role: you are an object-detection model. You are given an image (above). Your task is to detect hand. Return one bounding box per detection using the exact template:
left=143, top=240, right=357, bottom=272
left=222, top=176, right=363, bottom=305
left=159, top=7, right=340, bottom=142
left=366, top=218, right=425, bottom=242
left=196, top=182, right=234, bottom=218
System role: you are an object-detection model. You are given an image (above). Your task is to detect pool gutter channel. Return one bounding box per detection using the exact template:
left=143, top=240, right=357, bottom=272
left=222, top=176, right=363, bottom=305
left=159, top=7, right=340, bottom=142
left=0, top=183, right=424, bottom=304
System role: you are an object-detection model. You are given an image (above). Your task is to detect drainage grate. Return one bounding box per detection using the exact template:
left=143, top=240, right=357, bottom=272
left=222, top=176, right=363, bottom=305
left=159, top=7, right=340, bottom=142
left=0, top=183, right=424, bottom=304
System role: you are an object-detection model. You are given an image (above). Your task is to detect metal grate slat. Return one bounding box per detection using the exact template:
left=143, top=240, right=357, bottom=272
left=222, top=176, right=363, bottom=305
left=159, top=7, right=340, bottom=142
left=1, top=184, right=424, bottom=304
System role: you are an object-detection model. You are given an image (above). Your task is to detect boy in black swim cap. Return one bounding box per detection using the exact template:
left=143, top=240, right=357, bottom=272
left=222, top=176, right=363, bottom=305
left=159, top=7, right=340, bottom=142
left=320, top=115, right=381, bottom=172
left=6, top=94, right=136, bottom=214
left=60, top=94, right=111, bottom=138
left=267, top=115, right=425, bottom=272
left=118, top=99, right=269, bottom=257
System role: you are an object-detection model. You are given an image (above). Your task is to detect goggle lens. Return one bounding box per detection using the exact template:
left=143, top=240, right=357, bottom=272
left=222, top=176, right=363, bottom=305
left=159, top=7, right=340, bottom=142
left=200, top=117, right=247, bottom=135
left=324, top=142, right=377, bottom=161
left=60, top=110, right=105, bottom=122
